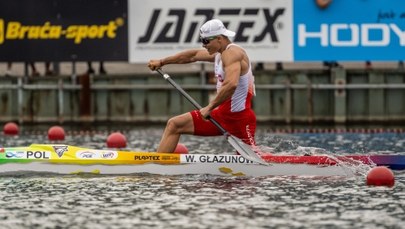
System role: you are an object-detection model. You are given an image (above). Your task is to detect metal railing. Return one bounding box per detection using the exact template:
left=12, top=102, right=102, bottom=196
left=0, top=69, right=404, bottom=124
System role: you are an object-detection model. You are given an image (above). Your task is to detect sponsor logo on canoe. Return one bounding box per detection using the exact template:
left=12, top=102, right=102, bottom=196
left=76, top=150, right=117, bottom=160
left=181, top=155, right=255, bottom=164
left=101, top=152, right=117, bottom=159
left=77, top=151, right=96, bottom=159
left=0, top=148, right=4, bottom=153
left=5, top=151, right=51, bottom=159
left=53, top=146, right=68, bottom=158
left=5, top=151, right=25, bottom=159
left=161, top=156, right=179, bottom=161
left=134, top=155, right=160, bottom=161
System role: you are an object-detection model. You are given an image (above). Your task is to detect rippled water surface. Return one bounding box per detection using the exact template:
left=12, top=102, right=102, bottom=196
left=0, top=126, right=404, bottom=229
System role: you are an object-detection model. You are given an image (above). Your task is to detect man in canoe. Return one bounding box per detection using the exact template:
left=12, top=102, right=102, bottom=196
left=148, top=19, right=256, bottom=153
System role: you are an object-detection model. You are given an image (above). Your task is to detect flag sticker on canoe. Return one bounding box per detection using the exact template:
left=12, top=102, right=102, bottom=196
left=53, top=146, right=68, bottom=158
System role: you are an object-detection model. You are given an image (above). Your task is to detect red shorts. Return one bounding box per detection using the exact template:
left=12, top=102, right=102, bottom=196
left=190, top=108, right=256, bottom=145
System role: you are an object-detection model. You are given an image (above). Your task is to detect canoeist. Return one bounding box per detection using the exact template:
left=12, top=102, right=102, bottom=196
left=148, top=19, right=256, bottom=153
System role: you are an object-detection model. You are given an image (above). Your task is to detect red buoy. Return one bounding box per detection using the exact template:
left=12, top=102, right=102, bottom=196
left=174, top=143, right=188, bottom=154
left=48, top=126, right=65, bottom=140
left=366, top=166, right=395, bottom=187
left=3, top=122, right=19, bottom=135
left=106, top=132, right=127, bottom=148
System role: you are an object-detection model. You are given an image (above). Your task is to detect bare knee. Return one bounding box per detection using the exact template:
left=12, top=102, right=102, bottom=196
left=165, top=117, right=181, bottom=134
left=165, top=114, right=193, bottom=134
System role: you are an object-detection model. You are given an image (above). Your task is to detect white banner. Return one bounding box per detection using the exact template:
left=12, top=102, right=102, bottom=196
left=128, top=0, right=293, bottom=63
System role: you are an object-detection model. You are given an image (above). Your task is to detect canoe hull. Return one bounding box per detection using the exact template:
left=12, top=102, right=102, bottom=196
left=0, top=162, right=353, bottom=177
left=0, top=144, right=403, bottom=177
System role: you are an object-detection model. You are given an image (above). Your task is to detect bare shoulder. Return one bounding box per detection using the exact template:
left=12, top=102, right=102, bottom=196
left=221, top=45, right=250, bottom=74
left=221, top=45, right=245, bottom=65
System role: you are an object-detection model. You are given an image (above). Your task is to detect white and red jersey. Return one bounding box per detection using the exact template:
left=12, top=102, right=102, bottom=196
left=214, top=44, right=255, bottom=114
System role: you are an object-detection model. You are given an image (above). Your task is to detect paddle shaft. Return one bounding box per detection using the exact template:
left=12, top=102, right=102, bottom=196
left=156, top=69, right=269, bottom=165
left=156, top=69, right=228, bottom=135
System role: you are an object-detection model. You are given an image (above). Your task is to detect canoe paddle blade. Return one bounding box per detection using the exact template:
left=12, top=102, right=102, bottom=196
left=227, top=135, right=269, bottom=165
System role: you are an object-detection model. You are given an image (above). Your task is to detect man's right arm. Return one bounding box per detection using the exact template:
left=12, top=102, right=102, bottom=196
left=148, top=49, right=215, bottom=70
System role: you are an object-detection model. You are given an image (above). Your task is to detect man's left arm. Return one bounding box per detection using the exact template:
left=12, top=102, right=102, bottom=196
left=200, top=49, right=241, bottom=117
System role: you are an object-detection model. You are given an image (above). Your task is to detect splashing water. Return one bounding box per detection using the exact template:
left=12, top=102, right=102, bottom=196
left=255, top=135, right=378, bottom=178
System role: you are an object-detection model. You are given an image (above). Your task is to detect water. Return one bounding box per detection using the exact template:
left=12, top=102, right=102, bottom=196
left=0, top=126, right=404, bottom=229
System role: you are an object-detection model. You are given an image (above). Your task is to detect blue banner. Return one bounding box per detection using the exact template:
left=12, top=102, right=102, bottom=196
left=294, top=0, right=405, bottom=61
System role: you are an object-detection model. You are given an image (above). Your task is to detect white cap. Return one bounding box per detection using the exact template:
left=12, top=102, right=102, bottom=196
left=199, top=19, right=236, bottom=38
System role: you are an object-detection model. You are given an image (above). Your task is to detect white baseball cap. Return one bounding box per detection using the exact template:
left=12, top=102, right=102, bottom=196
left=199, top=19, right=236, bottom=38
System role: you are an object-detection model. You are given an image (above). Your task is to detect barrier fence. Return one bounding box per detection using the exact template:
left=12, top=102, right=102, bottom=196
left=0, top=68, right=404, bottom=124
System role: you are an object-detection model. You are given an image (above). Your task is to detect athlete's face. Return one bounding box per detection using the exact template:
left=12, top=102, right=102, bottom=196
left=200, top=36, right=219, bottom=54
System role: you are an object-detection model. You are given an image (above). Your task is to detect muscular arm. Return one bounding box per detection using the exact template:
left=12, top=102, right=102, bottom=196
left=148, top=49, right=215, bottom=70
left=202, top=48, right=242, bottom=114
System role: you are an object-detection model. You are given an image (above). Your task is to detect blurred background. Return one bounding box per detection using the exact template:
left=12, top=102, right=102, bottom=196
left=0, top=0, right=404, bottom=127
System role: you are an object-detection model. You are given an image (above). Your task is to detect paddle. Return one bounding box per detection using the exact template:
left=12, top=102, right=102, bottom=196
left=156, top=68, right=269, bottom=165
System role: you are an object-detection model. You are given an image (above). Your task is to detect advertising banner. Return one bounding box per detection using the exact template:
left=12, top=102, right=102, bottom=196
left=294, top=0, right=405, bottom=61
left=2, top=0, right=402, bottom=62
left=128, top=0, right=293, bottom=63
left=0, top=0, right=128, bottom=61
